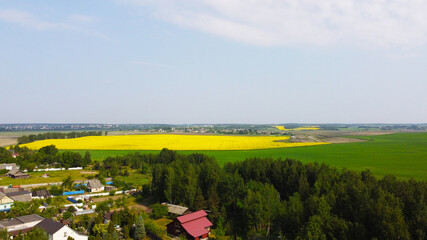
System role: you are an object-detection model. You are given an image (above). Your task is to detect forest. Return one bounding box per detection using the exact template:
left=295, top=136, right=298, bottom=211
left=98, top=149, right=427, bottom=240
left=17, top=131, right=104, bottom=144
left=0, top=145, right=92, bottom=170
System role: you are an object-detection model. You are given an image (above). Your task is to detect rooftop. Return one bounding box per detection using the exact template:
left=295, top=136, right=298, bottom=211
left=0, top=214, right=44, bottom=228
left=177, top=210, right=208, bottom=224
left=164, top=203, right=189, bottom=215
left=87, top=179, right=103, bottom=189
left=34, top=218, right=64, bottom=235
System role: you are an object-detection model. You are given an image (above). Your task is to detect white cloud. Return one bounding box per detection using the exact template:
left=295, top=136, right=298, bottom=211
left=121, top=0, right=427, bottom=49
left=0, top=9, right=67, bottom=30
left=0, top=9, right=109, bottom=40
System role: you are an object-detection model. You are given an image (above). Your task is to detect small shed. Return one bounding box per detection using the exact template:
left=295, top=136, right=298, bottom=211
left=32, top=190, right=51, bottom=199
left=163, top=203, right=191, bottom=216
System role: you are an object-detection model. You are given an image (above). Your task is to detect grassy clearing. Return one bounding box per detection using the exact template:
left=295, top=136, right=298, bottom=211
left=0, top=170, right=97, bottom=186
left=115, top=171, right=151, bottom=186
left=70, top=133, right=427, bottom=180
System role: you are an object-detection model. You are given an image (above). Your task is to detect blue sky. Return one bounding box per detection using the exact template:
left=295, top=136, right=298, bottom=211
left=1, top=0, right=427, bottom=124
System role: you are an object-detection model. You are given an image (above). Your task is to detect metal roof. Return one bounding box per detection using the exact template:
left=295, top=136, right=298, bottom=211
left=6, top=191, right=32, bottom=202
left=176, top=210, right=212, bottom=238
left=0, top=214, right=44, bottom=228
left=182, top=217, right=212, bottom=238
left=177, top=210, right=208, bottom=223
left=164, top=203, right=189, bottom=215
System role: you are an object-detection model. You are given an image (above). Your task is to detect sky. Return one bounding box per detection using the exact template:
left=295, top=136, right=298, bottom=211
left=1, top=0, right=427, bottom=124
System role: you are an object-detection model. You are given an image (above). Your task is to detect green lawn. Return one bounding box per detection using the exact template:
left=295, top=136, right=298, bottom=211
left=115, top=171, right=151, bottom=186
left=68, top=132, right=427, bottom=180
left=0, top=170, right=97, bottom=186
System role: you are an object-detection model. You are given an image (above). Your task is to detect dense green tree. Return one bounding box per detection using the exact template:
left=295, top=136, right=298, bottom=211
left=151, top=203, right=169, bottom=219
left=62, top=176, right=74, bottom=190
left=123, top=225, right=129, bottom=239
left=26, top=227, right=49, bottom=240
left=134, top=214, right=146, bottom=239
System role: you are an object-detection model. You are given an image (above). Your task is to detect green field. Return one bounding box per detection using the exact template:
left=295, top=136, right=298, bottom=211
left=115, top=171, right=151, bottom=186
left=67, top=133, right=427, bottom=180
left=0, top=170, right=97, bottom=186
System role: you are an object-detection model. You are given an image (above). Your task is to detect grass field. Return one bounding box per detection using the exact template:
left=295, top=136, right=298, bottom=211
left=115, top=171, right=151, bottom=186
left=68, top=133, right=427, bottom=180
left=19, top=134, right=327, bottom=150
left=0, top=170, right=97, bottom=186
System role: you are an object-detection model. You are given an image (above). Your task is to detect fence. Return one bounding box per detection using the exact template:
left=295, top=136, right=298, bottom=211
left=62, top=190, right=85, bottom=196
left=23, top=167, right=83, bottom=172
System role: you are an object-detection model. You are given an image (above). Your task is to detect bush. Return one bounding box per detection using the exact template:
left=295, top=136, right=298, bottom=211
left=145, top=220, right=164, bottom=237
left=150, top=203, right=168, bottom=219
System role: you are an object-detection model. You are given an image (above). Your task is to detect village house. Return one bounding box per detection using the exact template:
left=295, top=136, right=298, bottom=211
left=35, top=218, right=88, bottom=240
left=0, top=214, right=44, bottom=235
left=163, top=202, right=191, bottom=216
left=0, top=192, right=14, bottom=212
left=86, top=179, right=104, bottom=192
left=167, top=210, right=213, bottom=240
left=0, top=214, right=88, bottom=239
left=0, top=163, right=18, bottom=172
left=6, top=190, right=32, bottom=202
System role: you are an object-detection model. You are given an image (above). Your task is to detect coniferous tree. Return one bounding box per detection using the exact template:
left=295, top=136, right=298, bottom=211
left=134, top=214, right=146, bottom=240
left=123, top=225, right=129, bottom=239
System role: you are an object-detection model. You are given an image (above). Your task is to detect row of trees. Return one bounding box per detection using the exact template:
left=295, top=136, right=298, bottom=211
left=1, top=145, right=91, bottom=169
left=17, top=131, right=104, bottom=144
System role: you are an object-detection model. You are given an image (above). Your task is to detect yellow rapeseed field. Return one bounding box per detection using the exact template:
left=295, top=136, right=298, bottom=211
left=19, top=134, right=328, bottom=150
left=274, top=126, right=320, bottom=131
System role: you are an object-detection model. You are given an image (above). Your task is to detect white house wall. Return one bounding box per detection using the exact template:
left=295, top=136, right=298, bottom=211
left=52, top=225, right=88, bottom=240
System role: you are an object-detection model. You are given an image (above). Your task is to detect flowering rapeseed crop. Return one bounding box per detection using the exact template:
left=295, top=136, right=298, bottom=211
left=20, top=134, right=327, bottom=150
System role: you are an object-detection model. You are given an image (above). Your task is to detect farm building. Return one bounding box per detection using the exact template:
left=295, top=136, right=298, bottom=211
left=35, top=218, right=88, bottom=240
left=0, top=192, right=14, bottom=212
left=163, top=202, right=191, bottom=215
left=8, top=169, right=30, bottom=179
left=87, top=179, right=104, bottom=192
left=167, top=210, right=212, bottom=240
left=32, top=189, right=51, bottom=199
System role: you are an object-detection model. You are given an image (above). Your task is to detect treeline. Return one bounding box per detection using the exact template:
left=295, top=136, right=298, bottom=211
left=17, top=131, right=104, bottom=144
left=93, top=149, right=427, bottom=240
left=0, top=145, right=91, bottom=170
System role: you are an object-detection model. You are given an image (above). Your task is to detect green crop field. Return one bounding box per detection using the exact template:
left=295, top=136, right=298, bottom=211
left=67, top=132, right=427, bottom=180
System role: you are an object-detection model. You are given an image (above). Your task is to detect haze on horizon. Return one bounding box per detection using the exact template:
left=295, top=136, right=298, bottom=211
left=1, top=1, right=427, bottom=124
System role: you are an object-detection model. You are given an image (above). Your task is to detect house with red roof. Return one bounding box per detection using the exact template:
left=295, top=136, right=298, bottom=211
left=167, top=210, right=213, bottom=240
